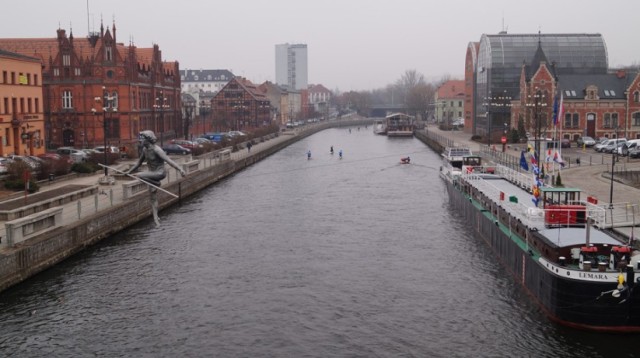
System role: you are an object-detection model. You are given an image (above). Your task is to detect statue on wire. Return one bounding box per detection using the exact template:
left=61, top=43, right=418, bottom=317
left=125, top=130, right=186, bottom=227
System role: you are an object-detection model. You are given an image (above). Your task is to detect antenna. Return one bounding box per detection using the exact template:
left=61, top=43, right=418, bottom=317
left=86, top=0, right=90, bottom=35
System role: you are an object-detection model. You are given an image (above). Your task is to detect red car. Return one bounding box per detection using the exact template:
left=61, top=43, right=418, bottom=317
left=170, top=139, right=201, bottom=149
left=38, top=153, right=74, bottom=165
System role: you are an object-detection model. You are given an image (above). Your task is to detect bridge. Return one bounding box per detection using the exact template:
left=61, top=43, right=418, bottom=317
left=368, top=104, right=407, bottom=118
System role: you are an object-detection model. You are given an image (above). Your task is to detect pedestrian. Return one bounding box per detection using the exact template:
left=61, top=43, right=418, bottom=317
left=307, top=150, right=312, bottom=160
left=247, top=141, right=253, bottom=153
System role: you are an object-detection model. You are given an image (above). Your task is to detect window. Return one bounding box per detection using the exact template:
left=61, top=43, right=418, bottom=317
left=564, top=113, right=571, bottom=128
left=2, top=71, right=6, bottom=83
left=63, top=54, right=70, bottom=66
left=604, top=113, right=611, bottom=128
left=633, top=112, right=640, bottom=126
left=35, top=98, right=39, bottom=113
left=109, top=91, right=118, bottom=109
left=34, top=74, right=38, bottom=86
left=612, top=113, right=619, bottom=128
left=62, top=90, right=73, bottom=108
left=458, top=101, right=462, bottom=106
left=105, top=46, right=113, bottom=61
left=74, top=68, right=81, bottom=76
left=634, top=91, right=640, bottom=103
left=572, top=113, right=579, bottom=128
left=53, top=68, right=60, bottom=76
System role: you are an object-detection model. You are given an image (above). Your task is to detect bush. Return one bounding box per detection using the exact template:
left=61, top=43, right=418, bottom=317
left=71, top=161, right=99, bottom=173
left=4, top=161, right=40, bottom=192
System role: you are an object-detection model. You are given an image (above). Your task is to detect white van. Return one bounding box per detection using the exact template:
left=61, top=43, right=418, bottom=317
left=599, top=138, right=627, bottom=153
left=620, top=139, right=640, bottom=156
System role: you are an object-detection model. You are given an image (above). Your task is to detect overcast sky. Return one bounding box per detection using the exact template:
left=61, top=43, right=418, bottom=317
left=2, top=0, right=639, bottom=92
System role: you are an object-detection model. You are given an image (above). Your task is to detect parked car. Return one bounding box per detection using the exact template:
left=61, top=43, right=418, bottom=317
left=8, top=155, right=40, bottom=172
left=0, top=157, right=13, bottom=175
left=170, top=139, right=201, bottom=149
left=595, top=138, right=627, bottom=152
left=200, top=133, right=229, bottom=143
left=93, top=145, right=120, bottom=154
left=628, top=146, right=640, bottom=158
left=162, top=144, right=191, bottom=155
left=38, top=152, right=74, bottom=165
left=194, top=137, right=213, bottom=145
left=56, top=147, right=88, bottom=163
left=227, top=131, right=247, bottom=138
left=561, top=138, right=571, bottom=148
left=602, top=139, right=627, bottom=154
left=576, top=136, right=596, bottom=147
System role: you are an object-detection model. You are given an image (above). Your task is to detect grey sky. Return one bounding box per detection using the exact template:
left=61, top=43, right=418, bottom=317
left=3, top=0, right=639, bottom=92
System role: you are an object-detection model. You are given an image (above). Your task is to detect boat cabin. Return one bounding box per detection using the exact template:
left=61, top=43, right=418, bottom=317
left=385, top=113, right=415, bottom=137
left=540, top=187, right=585, bottom=227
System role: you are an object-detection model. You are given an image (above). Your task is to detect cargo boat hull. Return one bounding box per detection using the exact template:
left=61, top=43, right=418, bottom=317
left=444, top=178, right=640, bottom=332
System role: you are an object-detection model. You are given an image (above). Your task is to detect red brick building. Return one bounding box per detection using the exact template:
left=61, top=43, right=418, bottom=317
left=511, top=43, right=640, bottom=144
left=0, top=23, right=181, bottom=151
left=211, top=77, right=272, bottom=132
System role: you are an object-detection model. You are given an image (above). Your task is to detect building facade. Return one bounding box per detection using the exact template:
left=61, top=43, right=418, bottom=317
left=210, top=77, right=272, bottom=131
left=307, top=84, right=332, bottom=117
left=467, top=32, right=608, bottom=140
left=275, top=43, right=308, bottom=90
left=435, top=80, right=465, bottom=127
left=0, top=49, right=45, bottom=156
left=180, top=69, right=234, bottom=95
left=0, top=23, right=181, bottom=151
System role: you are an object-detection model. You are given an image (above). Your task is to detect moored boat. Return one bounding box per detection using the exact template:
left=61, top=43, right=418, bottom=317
left=385, top=113, right=414, bottom=137
left=373, top=119, right=387, bottom=135
left=443, top=156, right=640, bottom=332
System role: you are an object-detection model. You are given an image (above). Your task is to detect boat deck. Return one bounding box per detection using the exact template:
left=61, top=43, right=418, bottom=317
left=460, top=166, right=615, bottom=249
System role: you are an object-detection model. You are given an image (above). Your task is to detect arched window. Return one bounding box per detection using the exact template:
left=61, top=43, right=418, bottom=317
left=634, top=91, right=640, bottom=103
left=633, top=112, right=640, bottom=127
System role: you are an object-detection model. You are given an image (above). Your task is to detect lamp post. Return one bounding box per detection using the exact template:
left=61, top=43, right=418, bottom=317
left=183, top=100, right=194, bottom=140
left=609, top=126, right=619, bottom=207
left=93, top=87, right=117, bottom=177
left=525, top=88, right=548, bottom=171
left=154, top=91, right=169, bottom=148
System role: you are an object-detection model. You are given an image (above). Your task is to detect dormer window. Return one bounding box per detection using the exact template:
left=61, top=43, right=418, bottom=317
left=63, top=54, right=71, bottom=67
left=105, top=46, right=113, bottom=61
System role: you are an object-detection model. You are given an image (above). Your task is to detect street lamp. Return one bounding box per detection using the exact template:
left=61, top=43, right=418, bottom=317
left=93, top=86, right=117, bottom=178
left=154, top=91, right=169, bottom=147
left=525, top=88, right=548, bottom=175
left=183, top=100, right=194, bottom=140
left=609, top=126, right=619, bottom=206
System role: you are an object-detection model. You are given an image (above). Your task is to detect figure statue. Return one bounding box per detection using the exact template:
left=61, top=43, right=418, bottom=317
left=126, top=130, right=186, bottom=227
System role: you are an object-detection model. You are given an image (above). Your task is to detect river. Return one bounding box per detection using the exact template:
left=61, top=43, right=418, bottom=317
left=0, top=127, right=636, bottom=357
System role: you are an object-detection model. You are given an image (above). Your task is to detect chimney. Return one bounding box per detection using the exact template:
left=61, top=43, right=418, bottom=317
left=616, top=69, right=626, bottom=79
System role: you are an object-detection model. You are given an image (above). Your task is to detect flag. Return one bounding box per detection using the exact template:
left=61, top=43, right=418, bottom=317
left=520, top=150, right=529, bottom=171
left=545, top=149, right=552, bottom=163
left=530, top=150, right=538, bottom=166
left=553, top=150, right=565, bottom=168
left=552, top=95, right=559, bottom=126
left=557, top=93, right=564, bottom=126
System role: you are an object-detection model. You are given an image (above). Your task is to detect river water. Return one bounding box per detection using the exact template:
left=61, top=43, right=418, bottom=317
left=0, top=127, right=637, bottom=357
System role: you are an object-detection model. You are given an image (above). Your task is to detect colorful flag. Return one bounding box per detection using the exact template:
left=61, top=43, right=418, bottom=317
left=530, top=150, right=538, bottom=166
left=553, top=150, right=565, bottom=168
left=520, top=150, right=529, bottom=171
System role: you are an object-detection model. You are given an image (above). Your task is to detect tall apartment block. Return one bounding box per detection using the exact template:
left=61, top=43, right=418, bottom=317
left=275, top=43, right=308, bottom=90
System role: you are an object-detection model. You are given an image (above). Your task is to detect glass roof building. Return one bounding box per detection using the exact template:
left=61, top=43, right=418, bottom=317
left=474, top=33, right=608, bottom=136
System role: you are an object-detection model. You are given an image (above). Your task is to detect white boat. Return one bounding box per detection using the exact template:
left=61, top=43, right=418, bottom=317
left=373, top=119, right=386, bottom=135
